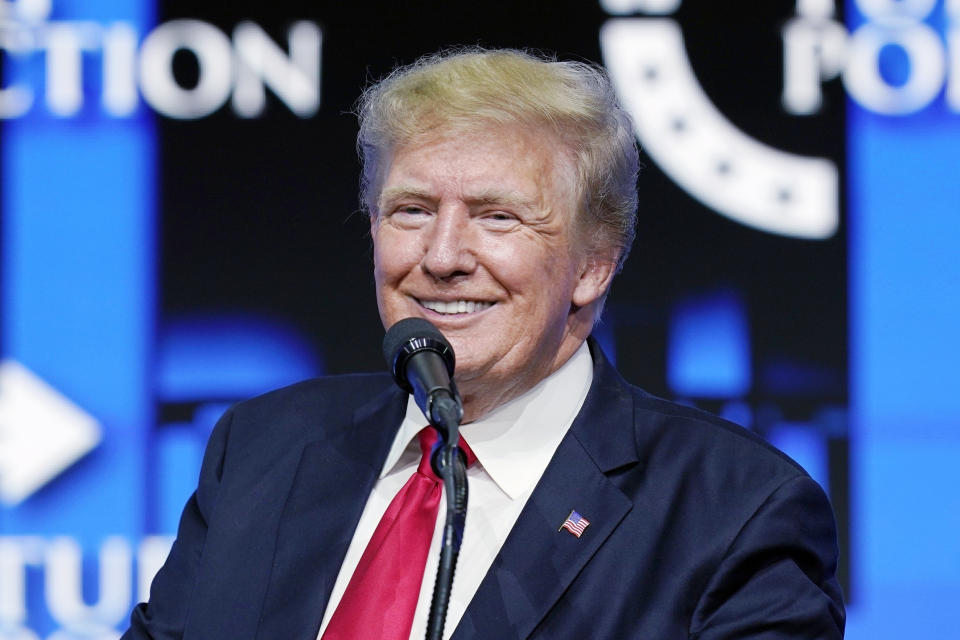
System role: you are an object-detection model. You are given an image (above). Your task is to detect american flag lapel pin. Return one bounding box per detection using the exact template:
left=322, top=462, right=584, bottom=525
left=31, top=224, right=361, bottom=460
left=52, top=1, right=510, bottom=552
left=559, top=509, right=590, bottom=538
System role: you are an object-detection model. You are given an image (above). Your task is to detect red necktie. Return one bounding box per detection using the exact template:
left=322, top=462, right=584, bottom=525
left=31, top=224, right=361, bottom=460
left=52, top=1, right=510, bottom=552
left=322, top=428, right=475, bottom=640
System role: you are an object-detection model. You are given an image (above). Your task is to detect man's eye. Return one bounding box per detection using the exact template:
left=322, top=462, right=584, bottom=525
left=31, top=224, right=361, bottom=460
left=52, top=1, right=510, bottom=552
left=398, top=206, right=427, bottom=215
left=484, top=211, right=519, bottom=224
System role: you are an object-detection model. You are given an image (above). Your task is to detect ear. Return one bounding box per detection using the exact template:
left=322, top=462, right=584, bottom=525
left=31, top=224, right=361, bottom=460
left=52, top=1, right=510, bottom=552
left=571, top=251, right=618, bottom=308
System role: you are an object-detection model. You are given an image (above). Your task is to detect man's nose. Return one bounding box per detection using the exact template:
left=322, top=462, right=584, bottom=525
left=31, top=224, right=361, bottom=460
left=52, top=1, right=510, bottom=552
left=421, top=208, right=476, bottom=279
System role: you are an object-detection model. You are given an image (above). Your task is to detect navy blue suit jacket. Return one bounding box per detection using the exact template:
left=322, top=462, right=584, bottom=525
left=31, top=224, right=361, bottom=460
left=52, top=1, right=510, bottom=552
left=125, top=342, right=844, bottom=638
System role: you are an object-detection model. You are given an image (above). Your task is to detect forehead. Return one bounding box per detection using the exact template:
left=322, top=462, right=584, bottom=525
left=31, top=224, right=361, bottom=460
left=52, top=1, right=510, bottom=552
left=378, top=123, right=577, bottom=209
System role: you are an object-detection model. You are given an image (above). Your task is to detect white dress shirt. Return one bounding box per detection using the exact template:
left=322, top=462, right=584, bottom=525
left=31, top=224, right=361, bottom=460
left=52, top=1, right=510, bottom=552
left=317, top=342, right=594, bottom=639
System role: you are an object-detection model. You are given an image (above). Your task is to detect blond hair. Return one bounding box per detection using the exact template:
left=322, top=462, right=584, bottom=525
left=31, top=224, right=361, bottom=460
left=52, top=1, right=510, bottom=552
left=357, top=47, right=639, bottom=271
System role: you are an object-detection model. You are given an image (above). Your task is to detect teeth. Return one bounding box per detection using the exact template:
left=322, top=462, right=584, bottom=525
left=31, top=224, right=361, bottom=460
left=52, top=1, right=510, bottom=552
left=421, top=300, right=492, bottom=314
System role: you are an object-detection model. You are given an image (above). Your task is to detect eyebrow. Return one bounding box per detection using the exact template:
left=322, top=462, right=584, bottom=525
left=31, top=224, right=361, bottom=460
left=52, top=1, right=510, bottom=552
left=467, top=189, right=538, bottom=209
left=378, top=186, right=435, bottom=209
left=379, top=185, right=537, bottom=211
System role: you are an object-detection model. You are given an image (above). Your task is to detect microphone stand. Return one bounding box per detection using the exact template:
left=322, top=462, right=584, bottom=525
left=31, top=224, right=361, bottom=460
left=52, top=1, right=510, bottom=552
left=425, top=396, right=468, bottom=640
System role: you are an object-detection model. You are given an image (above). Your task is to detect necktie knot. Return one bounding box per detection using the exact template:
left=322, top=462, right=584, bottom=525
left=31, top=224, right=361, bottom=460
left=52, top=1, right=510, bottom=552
left=417, top=428, right=477, bottom=480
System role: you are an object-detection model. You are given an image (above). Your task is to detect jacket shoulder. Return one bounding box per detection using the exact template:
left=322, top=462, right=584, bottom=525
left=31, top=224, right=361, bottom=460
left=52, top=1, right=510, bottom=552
left=632, top=391, right=808, bottom=476
left=220, top=372, right=398, bottom=457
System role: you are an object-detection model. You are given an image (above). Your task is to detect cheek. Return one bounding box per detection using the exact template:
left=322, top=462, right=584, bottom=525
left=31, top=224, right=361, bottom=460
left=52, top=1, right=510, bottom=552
left=372, top=243, right=388, bottom=281
left=373, top=230, right=418, bottom=282
left=499, top=248, right=572, bottom=295
left=483, top=239, right=549, bottom=283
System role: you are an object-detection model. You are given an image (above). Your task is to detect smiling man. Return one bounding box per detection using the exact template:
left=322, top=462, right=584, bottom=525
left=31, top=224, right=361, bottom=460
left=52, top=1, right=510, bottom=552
left=372, top=124, right=611, bottom=422
left=125, top=49, right=844, bottom=639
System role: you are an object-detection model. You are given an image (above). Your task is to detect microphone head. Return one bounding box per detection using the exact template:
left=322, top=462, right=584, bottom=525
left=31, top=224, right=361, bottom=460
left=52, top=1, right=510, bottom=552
left=382, top=317, right=456, bottom=392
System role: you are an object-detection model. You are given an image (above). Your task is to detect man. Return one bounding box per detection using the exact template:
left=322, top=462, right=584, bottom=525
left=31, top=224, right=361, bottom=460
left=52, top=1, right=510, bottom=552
left=125, top=48, right=844, bottom=639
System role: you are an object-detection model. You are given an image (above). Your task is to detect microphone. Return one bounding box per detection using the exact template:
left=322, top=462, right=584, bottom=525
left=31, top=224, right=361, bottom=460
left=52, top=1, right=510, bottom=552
left=382, top=317, right=463, bottom=434
left=385, top=319, right=470, bottom=639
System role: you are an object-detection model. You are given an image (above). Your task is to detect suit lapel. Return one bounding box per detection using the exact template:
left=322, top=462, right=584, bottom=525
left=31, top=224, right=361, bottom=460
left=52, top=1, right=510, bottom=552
left=455, top=435, right=632, bottom=639
left=255, top=385, right=406, bottom=640
left=454, top=341, right=639, bottom=639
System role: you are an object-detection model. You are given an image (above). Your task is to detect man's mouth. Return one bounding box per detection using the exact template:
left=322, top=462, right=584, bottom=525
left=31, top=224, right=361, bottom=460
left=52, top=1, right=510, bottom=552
left=419, top=299, right=494, bottom=315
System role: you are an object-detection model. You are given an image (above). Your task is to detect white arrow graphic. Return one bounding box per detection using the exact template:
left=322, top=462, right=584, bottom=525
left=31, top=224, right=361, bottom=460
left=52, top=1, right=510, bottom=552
left=0, top=359, right=102, bottom=506
left=601, top=18, right=839, bottom=239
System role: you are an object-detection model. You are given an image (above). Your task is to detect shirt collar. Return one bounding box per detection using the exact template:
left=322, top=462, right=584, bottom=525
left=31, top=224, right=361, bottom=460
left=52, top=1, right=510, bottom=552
left=383, top=342, right=594, bottom=500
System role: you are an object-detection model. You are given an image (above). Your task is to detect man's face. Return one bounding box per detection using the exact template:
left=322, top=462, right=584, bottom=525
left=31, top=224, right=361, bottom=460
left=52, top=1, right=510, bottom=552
left=371, top=123, right=613, bottom=420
